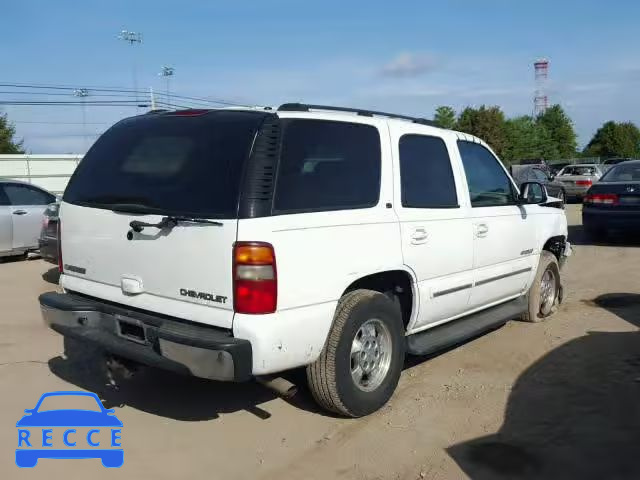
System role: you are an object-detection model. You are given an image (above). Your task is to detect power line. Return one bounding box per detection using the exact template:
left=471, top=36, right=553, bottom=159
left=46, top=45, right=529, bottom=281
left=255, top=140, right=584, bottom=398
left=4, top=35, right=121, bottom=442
left=0, top=82, right=258, bottom=107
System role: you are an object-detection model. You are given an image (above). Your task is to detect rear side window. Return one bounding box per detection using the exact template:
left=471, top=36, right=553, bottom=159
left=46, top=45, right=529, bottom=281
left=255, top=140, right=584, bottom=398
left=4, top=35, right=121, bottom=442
left=399, top=135, right=458, bottom=208
left=531, top=169, right=547, bottom=182
left=64, top=111, right=266, bottom=218
left=273, top=120, right=381, bottom=213
left=458, top=141, right=516, bottom=207
left=3, top=184, right=54, bottom=206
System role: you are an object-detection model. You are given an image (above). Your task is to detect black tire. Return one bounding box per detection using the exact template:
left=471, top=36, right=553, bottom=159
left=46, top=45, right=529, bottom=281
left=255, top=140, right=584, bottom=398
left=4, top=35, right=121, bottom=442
left=306, top=289, right=405, bottom=417
left=520, top=251, right=561, bottom=323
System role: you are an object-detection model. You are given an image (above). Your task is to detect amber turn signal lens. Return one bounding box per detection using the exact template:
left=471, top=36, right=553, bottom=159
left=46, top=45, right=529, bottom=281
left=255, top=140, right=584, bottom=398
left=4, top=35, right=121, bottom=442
left=234, top=243, right=275, bottom=265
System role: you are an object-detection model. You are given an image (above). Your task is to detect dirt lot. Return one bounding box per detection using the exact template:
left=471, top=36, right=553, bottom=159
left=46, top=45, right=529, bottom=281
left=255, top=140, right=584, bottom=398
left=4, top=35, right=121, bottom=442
left=2, top=204, right=639, bottom=479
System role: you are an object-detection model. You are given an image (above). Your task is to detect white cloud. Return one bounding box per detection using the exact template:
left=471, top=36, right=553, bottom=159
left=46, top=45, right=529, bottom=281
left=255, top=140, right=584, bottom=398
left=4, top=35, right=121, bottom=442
left=380, top=52, right=439, bottom=78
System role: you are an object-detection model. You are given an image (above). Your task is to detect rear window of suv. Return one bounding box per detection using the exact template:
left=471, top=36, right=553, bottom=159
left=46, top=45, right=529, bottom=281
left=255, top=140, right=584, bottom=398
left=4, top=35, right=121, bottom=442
left=273, top=119, right=381, bottom=213
left=64, top=111, right=266, bottom=218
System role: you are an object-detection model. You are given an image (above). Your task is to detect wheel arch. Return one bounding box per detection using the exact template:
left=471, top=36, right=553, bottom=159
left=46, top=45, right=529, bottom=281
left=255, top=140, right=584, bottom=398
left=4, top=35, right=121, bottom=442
left=340, top=267, right=418, bottom=331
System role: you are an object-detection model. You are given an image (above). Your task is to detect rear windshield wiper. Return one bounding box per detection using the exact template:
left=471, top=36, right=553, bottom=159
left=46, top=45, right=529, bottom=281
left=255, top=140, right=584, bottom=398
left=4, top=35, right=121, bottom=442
left=129, top=215, right=223, bottom=233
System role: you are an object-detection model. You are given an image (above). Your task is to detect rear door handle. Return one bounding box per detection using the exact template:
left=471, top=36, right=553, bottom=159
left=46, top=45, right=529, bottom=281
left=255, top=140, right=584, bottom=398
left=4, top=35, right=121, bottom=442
left=12, top=210, right=27, bottom=216
left=411, top=228, right=429, bottom=245
left=475, top=223, right=489, bottom=238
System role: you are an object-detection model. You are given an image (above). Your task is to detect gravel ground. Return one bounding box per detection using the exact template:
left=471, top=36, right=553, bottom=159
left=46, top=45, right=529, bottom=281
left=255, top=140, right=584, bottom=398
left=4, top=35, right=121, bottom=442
left=1, top=204, right=638, bottom=479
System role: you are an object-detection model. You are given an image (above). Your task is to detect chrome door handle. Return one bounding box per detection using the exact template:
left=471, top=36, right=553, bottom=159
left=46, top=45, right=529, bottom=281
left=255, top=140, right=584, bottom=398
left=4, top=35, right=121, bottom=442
left=476, top=223, right=489, bottom=238
left=411, top=228, right=428, bottom=245
left=12, top=210, right=27, bottom=216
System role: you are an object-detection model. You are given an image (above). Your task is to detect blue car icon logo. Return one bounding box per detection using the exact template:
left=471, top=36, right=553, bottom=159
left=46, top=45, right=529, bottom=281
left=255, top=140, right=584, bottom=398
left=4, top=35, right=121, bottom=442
left=16, top=391, right=123, bottom=468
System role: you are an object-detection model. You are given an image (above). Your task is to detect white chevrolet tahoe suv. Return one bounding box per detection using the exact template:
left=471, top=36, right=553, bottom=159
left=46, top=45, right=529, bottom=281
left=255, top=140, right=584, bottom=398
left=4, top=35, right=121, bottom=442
left=40, top=104, right=570, bottom=417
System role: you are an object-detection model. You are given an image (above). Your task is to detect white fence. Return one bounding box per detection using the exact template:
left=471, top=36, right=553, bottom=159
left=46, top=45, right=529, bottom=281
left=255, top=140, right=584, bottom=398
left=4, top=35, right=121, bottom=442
left=0, top=154, right=82, bottom=194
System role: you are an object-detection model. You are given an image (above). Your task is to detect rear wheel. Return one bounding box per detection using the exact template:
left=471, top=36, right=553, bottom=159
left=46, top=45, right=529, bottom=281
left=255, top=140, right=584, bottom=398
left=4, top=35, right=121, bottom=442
left=306, top=289, right=405, bottom=417
left=520, top=251, right=561, bottom=323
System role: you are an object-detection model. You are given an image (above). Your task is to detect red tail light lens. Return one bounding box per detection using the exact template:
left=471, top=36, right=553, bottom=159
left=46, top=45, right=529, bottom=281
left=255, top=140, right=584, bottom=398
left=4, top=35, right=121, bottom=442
left=575, top=179, right=593, bottom=186
left=233, top=242, right=277, bottom=314
left=584, top=193, right=618, bottom=205
left=57, top=220, right=63, bottom=273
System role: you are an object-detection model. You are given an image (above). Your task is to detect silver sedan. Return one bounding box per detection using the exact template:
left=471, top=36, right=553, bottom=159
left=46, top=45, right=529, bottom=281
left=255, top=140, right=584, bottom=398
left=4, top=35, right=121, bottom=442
left=554, top=164, right=603, bottom=199
left=0, top=180, right=56, bottom=259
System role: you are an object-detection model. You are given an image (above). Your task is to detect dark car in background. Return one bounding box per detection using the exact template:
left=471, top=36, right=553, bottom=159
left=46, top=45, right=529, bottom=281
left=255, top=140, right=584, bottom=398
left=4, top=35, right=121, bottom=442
left=511, top=165, right=566, bottom=205
left=582, top=160, right=640, bottom=238
left=38, top=202, right=59, bottom=264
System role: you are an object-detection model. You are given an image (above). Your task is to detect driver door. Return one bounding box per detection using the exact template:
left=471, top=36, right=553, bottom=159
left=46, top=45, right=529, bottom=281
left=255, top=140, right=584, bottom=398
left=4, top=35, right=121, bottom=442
left=456, top=140, right=537, bottom=310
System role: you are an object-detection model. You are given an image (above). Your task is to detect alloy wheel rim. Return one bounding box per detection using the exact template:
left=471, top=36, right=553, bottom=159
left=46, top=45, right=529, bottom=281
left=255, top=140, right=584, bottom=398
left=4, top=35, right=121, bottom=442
left=350, top=319, right=392, bottom=392
left=539, top=269, right=557, bottom=315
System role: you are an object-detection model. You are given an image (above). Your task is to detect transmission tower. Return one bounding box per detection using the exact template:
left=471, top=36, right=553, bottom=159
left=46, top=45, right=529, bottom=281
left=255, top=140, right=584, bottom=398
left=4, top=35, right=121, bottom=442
left=533, top=58, right=549, bottom=116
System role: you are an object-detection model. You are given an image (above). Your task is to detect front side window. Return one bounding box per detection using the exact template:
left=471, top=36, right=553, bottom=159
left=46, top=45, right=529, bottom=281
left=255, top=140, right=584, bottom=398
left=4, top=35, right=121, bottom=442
left=3, top=184, right=54, bottom=206
left=458, top=141, right=516, bottom=207
left=273, top=119, right=381, bottom=213
left=399, top=135, right=458, bottom=208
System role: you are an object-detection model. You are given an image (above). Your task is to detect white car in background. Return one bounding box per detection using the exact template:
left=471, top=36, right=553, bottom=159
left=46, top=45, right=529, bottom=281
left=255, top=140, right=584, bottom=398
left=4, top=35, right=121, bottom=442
left=0, top=180, right=56, bottom=259
left=555, top=164, right=604, bottom=200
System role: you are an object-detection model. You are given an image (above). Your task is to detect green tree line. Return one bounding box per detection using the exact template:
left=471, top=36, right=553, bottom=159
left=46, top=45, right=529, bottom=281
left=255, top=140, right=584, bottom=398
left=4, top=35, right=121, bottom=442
left=1, top=108, right=639, bottom=160
left=434, top=105, right=640, bottom=165
left=0, top=113, right=24, bottom=154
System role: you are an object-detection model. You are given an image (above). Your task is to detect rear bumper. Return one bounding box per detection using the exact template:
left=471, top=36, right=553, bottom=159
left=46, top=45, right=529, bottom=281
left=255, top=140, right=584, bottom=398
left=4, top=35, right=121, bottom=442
left=583, top=209, right=640, bottom=230
left=39, top=292, right=252, bottom=381
left=562, top=185, right=590, bottom=197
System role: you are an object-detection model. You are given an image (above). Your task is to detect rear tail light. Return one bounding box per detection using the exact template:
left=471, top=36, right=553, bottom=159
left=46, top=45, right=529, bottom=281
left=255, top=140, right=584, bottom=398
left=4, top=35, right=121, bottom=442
left=233, top=242, right=277, bottom=314
left=575, top=179, right=593, bottom=186
left=42, top=216, right=49, bottom=229
left=584, top=193, right=618, bottom=205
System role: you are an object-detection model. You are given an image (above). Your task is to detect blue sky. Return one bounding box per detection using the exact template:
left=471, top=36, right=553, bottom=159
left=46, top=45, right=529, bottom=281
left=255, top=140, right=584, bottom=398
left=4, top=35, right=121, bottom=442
left=2, top=0, right=639, bottom=153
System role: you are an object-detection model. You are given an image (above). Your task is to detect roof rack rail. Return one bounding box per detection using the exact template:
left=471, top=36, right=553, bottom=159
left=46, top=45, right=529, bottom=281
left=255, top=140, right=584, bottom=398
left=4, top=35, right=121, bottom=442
left=277, top=103, right=436, bottom=127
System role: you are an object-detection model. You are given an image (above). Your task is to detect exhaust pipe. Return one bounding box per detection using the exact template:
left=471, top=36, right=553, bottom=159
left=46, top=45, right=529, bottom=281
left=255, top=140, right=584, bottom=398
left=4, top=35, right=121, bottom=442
left=256, top=375, right=298, bottom=399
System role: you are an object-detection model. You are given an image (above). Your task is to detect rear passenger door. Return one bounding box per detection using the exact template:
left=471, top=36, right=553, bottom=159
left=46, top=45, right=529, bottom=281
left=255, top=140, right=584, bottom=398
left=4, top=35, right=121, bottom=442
left=457, top=140, right=537, bottom=310
left=391, top=126, right=474, bottom=331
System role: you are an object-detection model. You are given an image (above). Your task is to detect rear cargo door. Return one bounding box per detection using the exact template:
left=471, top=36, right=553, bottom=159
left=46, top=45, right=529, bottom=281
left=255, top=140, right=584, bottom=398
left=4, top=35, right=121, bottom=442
left=60, top=110, right=268, bottom=328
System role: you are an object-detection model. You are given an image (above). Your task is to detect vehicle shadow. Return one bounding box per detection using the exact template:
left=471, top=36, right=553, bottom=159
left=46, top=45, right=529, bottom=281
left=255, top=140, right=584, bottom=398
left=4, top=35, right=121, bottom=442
left=41, top=267, right=60, bottom=285
left=48, top=337, right=321, bottom=421
left=447, top=293, right=640, bottom=479
left=568, top=224, right=640, bottom=247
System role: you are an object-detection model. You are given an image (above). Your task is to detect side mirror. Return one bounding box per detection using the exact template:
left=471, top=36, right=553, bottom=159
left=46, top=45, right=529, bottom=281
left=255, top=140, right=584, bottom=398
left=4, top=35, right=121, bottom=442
left=519, top=182, right=548, bottom=204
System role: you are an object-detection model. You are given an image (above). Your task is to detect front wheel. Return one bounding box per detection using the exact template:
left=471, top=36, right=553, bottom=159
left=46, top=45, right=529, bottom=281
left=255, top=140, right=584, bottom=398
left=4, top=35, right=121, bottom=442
left=306, top=290, right=405, bottom=417
left=520, top=251, right=561, bottom=323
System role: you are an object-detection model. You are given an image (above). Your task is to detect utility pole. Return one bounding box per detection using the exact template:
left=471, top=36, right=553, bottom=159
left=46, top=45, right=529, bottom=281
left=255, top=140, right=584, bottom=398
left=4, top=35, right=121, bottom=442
left=74, top=88, right=89, bottom=151
left=118, top=30, right=143, bottom=112
left=149, top=87, right=156, bottom=110
left=159, top=66, right=174, bottom=109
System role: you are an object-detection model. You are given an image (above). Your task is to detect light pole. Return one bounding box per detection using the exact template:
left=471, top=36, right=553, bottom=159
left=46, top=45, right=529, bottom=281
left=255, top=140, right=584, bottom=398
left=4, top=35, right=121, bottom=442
left=117, top=30, right=143, bottom=111
left=159, top=66, right=174, bottom=108
left=74, top=88, right=89, bottom=151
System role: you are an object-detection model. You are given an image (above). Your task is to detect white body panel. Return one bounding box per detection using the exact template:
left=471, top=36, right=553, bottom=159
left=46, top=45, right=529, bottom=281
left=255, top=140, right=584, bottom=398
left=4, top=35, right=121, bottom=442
left=10, top=204, right=46, bottom=250
left=59, top=203, right=236, bottom=328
